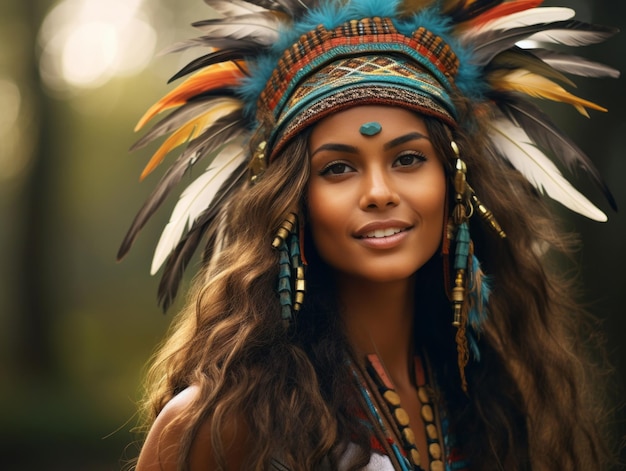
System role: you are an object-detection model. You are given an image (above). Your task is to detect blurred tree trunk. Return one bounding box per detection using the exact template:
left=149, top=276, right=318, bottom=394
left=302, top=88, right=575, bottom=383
left=14, top=0, right=56, bottom=377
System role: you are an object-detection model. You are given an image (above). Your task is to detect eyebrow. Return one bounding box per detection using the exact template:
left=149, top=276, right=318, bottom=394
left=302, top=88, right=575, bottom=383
left=383, top=132, right=429, bottom=150
left=310, top=143, right=358, bottom=158
left=310, top=132, right=430, bottom=158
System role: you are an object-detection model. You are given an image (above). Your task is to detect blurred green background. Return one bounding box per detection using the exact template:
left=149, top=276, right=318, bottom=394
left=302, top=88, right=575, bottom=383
left=0, top=1, right=624, bottom=470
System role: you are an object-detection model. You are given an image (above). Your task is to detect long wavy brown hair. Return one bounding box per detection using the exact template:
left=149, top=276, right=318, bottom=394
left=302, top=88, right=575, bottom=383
left=136, top=96, right=613, bottom=470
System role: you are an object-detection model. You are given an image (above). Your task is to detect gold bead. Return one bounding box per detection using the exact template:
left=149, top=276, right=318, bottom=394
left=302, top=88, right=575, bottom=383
left=410, top=449, right=421, bottom=467
left=450, top=141, right=460, bottom=157
left=417, top=387, right=429, bottom=404
left=271, top=213, right=297, bottom=248
left=430, top=460, right=444, bottom=471
left=383, top=390, right=401, bottom=407
left=394, top=407, right=410, bottom=427
left=249, top=141, right=267, bottom=184
left=429, top=443, right=442, bottom=460
left=295, top=278, right=305, bottom=292
left=426, top=424, right=438, bottom=440
left=421, top=404, right=434, bottom=423
left=402, top=427, right=416, bottom=446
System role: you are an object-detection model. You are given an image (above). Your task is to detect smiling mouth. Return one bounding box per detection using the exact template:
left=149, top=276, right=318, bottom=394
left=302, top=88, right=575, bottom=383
left=361, top=227, right=407, bottom=239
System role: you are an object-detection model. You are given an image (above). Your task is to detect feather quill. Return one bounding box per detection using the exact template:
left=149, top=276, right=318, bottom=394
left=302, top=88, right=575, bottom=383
left=205, top=0, right=268, bottom=16
left=192, top=12, right=283, bottom=46
left=488, top=119, right=607, bottom=221
left=489, top=68, right=607, bottom=117
left=151, top=143, right=247, bottom=274
left=530, top=49, right=621, bottom=79
left=527, top=20, right=618, bottom=46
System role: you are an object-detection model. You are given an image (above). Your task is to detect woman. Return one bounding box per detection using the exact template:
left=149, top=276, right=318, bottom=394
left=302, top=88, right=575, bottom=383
left=120, top=1, right=619, bottom=470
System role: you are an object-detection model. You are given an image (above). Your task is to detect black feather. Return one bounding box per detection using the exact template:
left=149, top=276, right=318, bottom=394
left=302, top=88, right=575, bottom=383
left=168, top=49, right=251, bottom=83
left=444, top=0, right=504, bottom=24
left=471, top=23, right=559, bottom=66
left=489, top=47, right=575, bottom=87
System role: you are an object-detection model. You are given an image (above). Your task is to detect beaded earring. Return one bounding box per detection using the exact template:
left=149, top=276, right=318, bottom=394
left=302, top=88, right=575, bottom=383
left=272, top=211, right=306, bottom=325
left=448, top=141, right=504, bottom=391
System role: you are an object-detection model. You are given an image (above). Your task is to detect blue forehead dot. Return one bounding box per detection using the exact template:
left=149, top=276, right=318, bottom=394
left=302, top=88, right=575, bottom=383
left=360, top=121, right=382, bottom=136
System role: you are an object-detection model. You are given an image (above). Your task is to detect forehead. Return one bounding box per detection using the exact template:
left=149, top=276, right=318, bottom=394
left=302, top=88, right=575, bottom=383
left=308, top=105, right=428, bottom=149
left=309, top=105, right=430, bottom=144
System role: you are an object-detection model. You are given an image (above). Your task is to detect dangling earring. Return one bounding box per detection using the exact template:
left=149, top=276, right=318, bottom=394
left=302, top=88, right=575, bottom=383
left=448, top=141, right=504, bottom=392
left=273, top=211, right=306, bottom=325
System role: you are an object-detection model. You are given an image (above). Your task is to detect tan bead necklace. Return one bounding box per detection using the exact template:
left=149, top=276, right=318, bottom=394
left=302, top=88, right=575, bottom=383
left=362, top=353, right=445, bottom=471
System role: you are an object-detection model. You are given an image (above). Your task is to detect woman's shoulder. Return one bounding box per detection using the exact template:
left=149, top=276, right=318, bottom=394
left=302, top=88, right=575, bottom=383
left=135, top=386, right=250, bottom=471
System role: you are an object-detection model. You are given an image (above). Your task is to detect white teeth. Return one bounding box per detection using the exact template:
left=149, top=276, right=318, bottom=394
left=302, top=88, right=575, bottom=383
left=364, top=228, right=403, bottom=238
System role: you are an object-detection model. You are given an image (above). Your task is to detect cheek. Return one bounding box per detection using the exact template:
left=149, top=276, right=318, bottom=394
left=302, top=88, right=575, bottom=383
left=412, top=173, right=447, bottom=244
left=306, top=183, right=348, bottom=259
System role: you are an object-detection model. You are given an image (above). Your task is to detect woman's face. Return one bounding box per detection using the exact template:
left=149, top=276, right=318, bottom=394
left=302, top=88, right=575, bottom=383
left=307, top=105, right=447, bottom=284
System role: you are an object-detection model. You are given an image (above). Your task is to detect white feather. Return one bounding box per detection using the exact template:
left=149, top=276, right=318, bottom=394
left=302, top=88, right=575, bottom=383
left=462, top=7, right=575, bottom=39
left=194, top=13, right=281, bottom=46
left=527, top=27, right=612, bottom=47
left=488, top=119, right=606, bottom=222
left=151, top=142, right=246, bottom=274
left=206, top=0, right=267, bottom=17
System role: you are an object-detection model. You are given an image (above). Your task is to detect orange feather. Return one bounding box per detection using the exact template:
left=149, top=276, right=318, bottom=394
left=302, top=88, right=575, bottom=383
left=490, top=68, right=607, bottom=117
left=135, top=62, right=244, bottom=132
left=469, top=0, right=544, bottom=27
left=139, top=99, right=241, bottom=180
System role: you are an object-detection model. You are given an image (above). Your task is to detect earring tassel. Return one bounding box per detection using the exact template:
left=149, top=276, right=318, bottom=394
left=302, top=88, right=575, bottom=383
left=274, top=211, right=305, bottom=325
left=277, top=244, right=293, bottom=323
left=290, top=235, right=305, bottom=312
left=452, top=221, right=471, bottom=393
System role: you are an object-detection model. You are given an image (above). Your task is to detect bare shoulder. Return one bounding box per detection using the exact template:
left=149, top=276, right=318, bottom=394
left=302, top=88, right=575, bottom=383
left=135, top=386, right=250, bottom=471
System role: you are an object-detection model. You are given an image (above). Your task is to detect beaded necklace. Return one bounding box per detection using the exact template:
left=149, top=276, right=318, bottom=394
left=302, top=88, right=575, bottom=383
left=351, top=353, right=445, bottom=471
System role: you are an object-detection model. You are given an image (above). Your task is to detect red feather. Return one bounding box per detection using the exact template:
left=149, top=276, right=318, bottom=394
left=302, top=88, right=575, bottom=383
left=469, top=0, right=544, bottom=27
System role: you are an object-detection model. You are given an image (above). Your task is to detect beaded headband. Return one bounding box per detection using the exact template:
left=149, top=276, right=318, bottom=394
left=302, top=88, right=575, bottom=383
left=254, top=16, right=460, bottom=155
left=271, top=54, right=457, bottom=157
left=119, top=0, right=619, bottom=309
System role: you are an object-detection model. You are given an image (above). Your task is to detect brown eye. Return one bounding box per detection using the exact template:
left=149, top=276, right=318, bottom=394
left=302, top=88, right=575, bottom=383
left=320, top=162, right=354, bottom=175
left=394, top=151, right=426, bottom=167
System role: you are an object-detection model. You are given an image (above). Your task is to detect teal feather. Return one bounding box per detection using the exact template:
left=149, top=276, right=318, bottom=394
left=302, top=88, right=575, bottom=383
left=468, top=254, right=491, bottom=361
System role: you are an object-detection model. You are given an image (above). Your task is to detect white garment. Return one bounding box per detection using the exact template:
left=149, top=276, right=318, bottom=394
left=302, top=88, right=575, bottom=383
left=339, top=443, right=395, bottom=470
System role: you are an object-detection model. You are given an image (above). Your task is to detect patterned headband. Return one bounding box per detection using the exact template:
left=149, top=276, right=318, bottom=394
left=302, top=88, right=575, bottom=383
left=254, top=16, right=460, bottom=155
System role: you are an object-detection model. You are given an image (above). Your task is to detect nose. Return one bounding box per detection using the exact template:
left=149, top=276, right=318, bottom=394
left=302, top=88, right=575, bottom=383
left=359, top=166, right=400, bottom=210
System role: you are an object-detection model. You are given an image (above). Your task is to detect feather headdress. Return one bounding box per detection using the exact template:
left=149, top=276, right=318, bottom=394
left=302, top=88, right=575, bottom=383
left=119, top=0, right=618, bottom=309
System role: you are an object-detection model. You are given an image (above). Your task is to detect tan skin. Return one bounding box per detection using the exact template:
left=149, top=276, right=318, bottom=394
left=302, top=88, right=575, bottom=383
left=136, top=106, right=447, bottom=470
